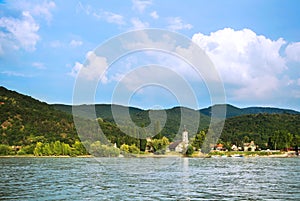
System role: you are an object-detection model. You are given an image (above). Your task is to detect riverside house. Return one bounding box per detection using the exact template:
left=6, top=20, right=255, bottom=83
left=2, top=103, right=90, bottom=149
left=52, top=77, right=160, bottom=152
left=243, top=141, right=256, bottom=151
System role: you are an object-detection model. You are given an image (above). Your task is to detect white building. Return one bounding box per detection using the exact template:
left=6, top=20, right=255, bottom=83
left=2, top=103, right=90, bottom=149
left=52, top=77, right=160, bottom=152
left=168, top=126, right=189, bottom=153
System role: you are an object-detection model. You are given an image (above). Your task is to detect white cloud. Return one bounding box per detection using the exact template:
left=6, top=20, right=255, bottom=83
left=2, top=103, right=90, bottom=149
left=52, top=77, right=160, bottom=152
left=132, top=0, right=152, bottom=13
left=167, top=17, right=192, bottom=31
left=297, top=78, right=300, bottom=86
left=70, top=62, right=83, bottom=77
left=32, top=62, right=46, bottom=69
left=76, top=2, right=92, bottom=15
left=77, top=2, right=125, bottom=25
left=31, top=1, right=56, bottom=22
left=1, top=71, right=32, bottom=77
left=233, top=75, right=279, bottom=100
left=130, top=18, right=149, bottom=29
left=70, top=40, right=83, bottom=47
left=11, top=0, right=56, bottom=22
left=70, top=51, right=108, bottom=83
left=192, top=28, right=287, bottom=100
left=285, top=42, right=300, bottom=62
left=0, top=11, right=40, bottom=51
left=150, top=11, right=159, bottom=19
left=0, top=1, right=55, bottom=54
left=93, top=11, right=125, bottom=25
left=103, top=11, right=125, bottom=25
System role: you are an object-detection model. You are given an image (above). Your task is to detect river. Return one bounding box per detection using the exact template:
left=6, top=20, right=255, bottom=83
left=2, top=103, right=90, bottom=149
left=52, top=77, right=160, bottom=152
left=0, top=157, right=299, bottom=200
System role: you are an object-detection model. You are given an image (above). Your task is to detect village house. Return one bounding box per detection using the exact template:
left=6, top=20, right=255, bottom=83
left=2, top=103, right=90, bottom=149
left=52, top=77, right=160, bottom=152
left=231, top=144, right=238, bottom=151
left=168, top=127, right=189, bottom=153
left=243, top=141, right=256, bottom=151
left=214, top=143, right=226, bottom=151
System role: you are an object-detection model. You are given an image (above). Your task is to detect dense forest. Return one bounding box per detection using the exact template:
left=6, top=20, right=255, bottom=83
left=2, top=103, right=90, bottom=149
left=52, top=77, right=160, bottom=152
left=219, top=113, right=300, bottom=149
left=1, top=86, right=299, bottom=156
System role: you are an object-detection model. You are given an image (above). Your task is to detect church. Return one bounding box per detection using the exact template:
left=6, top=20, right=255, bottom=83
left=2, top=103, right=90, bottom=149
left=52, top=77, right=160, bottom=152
left=168, top=126, right=189, bottom=153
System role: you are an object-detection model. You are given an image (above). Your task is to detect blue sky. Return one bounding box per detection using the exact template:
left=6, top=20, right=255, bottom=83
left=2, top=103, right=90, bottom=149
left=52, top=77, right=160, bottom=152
left=0, top=0, right=300, bottom=111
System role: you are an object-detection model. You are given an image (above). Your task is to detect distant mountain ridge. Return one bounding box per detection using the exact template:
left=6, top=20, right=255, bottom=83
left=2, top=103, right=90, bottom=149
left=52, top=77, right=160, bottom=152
left=199, top=104, right=300, bottom=118
left=54, top=103, right=300, bottom=119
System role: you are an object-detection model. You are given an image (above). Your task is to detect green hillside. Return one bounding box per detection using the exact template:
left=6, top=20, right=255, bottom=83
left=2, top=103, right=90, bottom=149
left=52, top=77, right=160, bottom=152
left=54, top=104, right=211, bottom=140
left=0, top=87, right=173, bottom=154
left=0, top=86, right=78, bottom=146
left=200, top=104, right=299, bottom=118
left=1, top=86, right=299, bottom=155
left=219, top=113, right=300, bottom=149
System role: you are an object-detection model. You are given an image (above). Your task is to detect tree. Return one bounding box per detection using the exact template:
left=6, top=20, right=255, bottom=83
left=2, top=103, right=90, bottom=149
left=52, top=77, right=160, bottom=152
left=292, top=135, right=300, bottom=147
left=53, top=141, right=62, bottom=155
left=147, top=136, right=170, bottom=154
left=42, top=143, right=52, bottom=156
left=90, top=141, right=120, bottom=157
left=283, top=132, right=293, bottom=149
left=62, top=143, right=72, bottom=155
left=0, top=144, right=13, bottom=155
left=72, top=140, right=87, bottom=155
left=243, top=136, right=250, bottom=143
left=120, top=144, right=140, bottom=154
left=185, top=145, right=194, bottom=156
left=271, top=130, right=293, bottom=150
left=120, top=144, right=129, bottom=153
left=192, top=130, right=206, bottom=151
left=33, top=142, right=43, bottom=156
left=153, top=121, right=161, bottom=137
left=128, top=144, right=140, bottom=154
left=270, top=130, right=280, bottom=150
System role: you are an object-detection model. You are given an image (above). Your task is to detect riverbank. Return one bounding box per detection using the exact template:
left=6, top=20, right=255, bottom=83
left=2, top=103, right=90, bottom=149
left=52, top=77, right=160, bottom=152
left=0, top=151, right=298, bottom=158
left=0, top=154, right=93, bottom=158
left=204, top=150, right=299, bottom=158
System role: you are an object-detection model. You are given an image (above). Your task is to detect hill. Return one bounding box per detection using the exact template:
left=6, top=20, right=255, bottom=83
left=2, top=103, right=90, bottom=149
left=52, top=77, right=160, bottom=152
left=0, top=87, right=138, bottom=150
left=0, top=86, right=79, bottom=146
left=219, top=113, right=300, bottom=150
left=56, top=102, right=300, bottom=151
left=1, top=86, right=299, bottom=153
left=1, top=87, right=198, bottom=154
left=53, top=104, right=211, bottom=140
left=200, top=104, right=299, bottom=118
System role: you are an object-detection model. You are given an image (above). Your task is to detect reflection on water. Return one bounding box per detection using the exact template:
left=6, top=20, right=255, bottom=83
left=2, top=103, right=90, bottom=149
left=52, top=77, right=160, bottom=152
left=0, top=157, right=299, bottom=200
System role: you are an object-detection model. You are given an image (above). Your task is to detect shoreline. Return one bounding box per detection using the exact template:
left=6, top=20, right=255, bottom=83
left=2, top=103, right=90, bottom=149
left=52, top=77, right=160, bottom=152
left=0, top=152, right=298, bottom=158
left=0, top=155, right=93, bottom=158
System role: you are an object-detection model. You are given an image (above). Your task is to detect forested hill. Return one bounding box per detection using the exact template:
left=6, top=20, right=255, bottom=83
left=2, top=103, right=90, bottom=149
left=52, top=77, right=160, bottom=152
left=0, top=86, right=79, bottom=145
left=219, top=113, right=300, bottom=149
left=54, top=104, right=211, bottom=140
left=55, top=103, right=300, bottom=121
left=200, top=104, right=300, bottom=118
left=1, top=86, right=300, bottom=151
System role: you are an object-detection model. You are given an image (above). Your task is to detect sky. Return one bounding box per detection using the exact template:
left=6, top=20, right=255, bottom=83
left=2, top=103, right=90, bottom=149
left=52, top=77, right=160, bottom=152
left=0, top=0, right=300, bottom=111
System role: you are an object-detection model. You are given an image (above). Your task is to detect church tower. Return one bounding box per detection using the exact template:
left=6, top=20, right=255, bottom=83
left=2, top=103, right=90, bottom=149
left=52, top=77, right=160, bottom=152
left=182, top=125, right=188, bottom=144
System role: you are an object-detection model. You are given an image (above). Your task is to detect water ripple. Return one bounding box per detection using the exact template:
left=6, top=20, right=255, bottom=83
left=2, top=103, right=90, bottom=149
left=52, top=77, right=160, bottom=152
left=0, top=157, right=299, bottom=200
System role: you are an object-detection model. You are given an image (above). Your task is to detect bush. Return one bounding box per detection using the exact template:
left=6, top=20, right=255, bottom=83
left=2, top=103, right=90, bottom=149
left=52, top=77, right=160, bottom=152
left=185, top=145, right=194, bottom=156
left=90, top=141, right=120, bottom=157
left=17, top=149, right=27, bottom=155
left=0, top=144, right=13, bottom=155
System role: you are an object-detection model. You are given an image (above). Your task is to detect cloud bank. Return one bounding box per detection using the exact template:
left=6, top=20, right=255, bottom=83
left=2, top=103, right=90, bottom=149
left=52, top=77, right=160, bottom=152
left=192, top=28, right=295, bottom=100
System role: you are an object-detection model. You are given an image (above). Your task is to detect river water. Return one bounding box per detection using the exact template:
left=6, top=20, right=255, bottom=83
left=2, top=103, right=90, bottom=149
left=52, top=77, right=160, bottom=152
left=0, top=157, right=299, bottom=200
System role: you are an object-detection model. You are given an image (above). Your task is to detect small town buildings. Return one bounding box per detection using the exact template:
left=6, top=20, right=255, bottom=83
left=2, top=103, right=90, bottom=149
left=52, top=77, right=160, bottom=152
left=243, top=141, right=256, bottom=151
left=168, top=140, right=184, bottom=152
left=231, top=144, right=238, bottom=151
left=168, top=126, right=189, bottom=153
left=215, top=143, right=226, bottom=151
